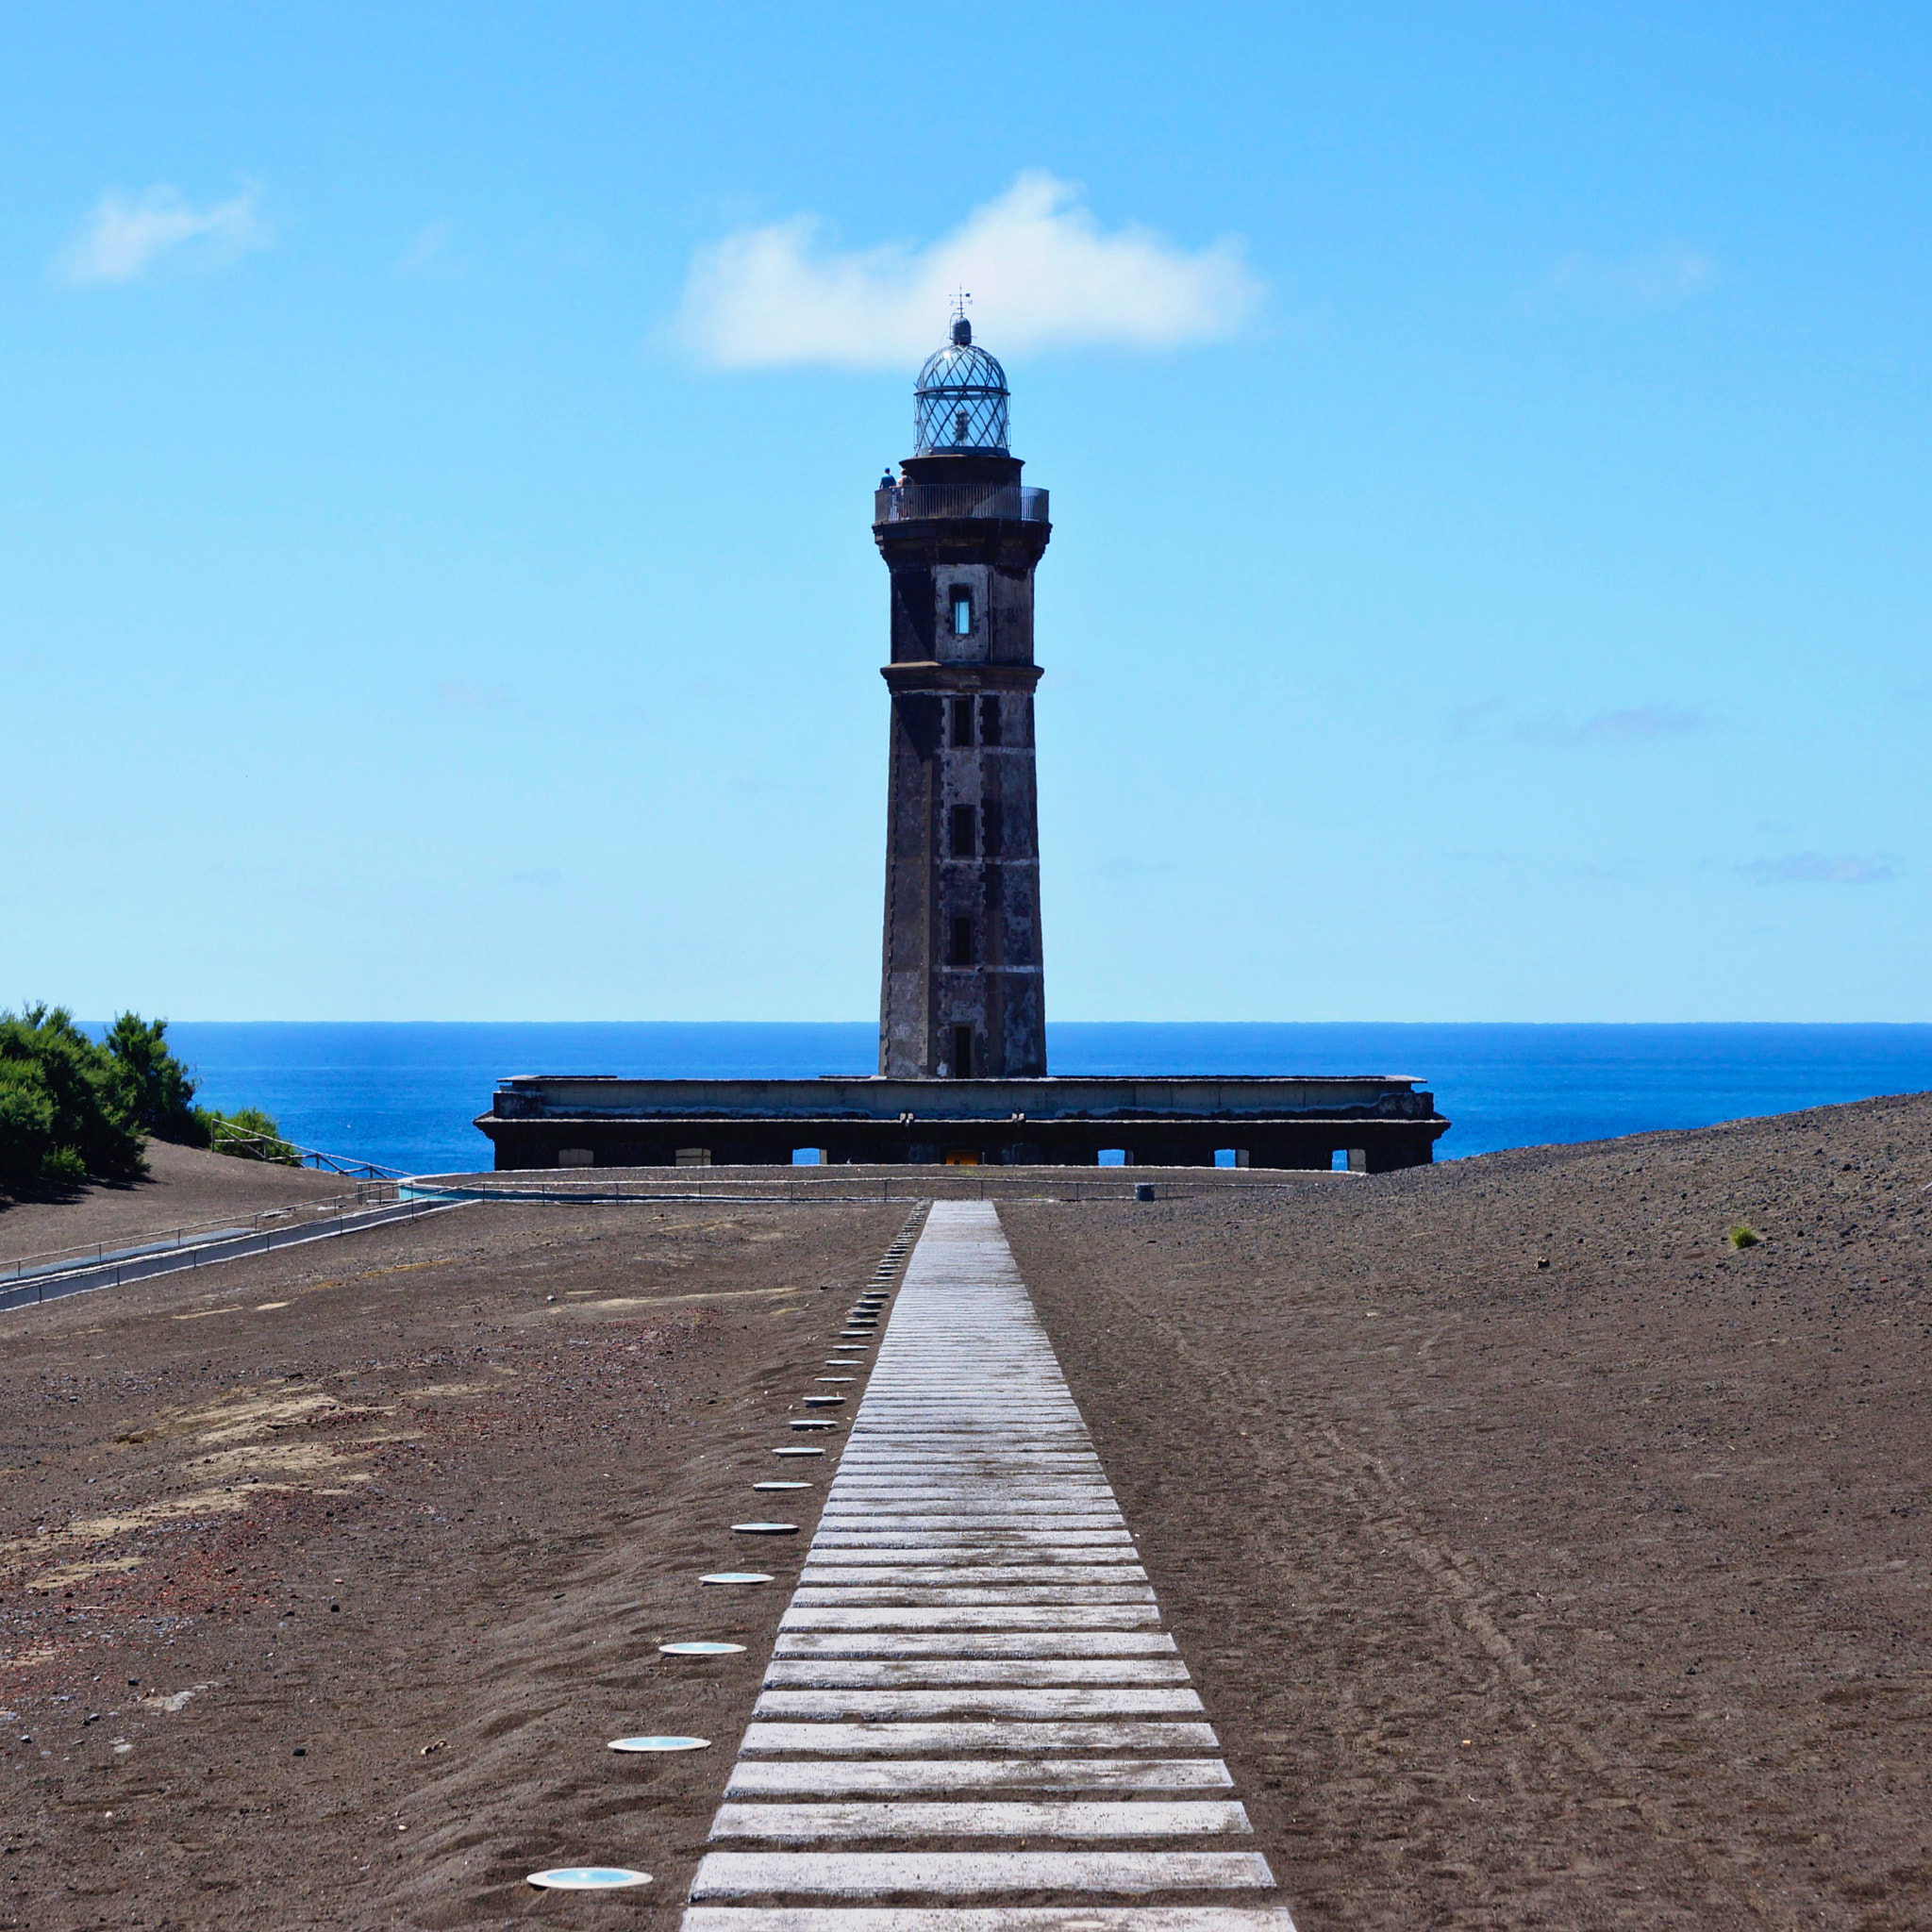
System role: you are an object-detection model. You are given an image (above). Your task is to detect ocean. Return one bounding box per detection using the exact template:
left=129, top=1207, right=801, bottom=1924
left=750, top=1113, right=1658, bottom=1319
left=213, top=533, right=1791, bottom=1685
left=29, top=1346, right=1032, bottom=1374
left=137, top=1022, right=1932, bottom=1177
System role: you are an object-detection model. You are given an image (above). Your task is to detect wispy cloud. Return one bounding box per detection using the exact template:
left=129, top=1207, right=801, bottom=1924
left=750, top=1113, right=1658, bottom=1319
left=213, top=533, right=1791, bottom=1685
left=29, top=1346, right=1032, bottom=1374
left=1540, top=239, right=1716, bottom=313
left=434, top=680, right=508, bottom=712
left=674, top=172, right=1265, bottom=370
left=1445, top=699, right=1715, bottom=748
left=1741, top=852, right=1902, bottom=886
left=398, top=220, right=461, bottom=275
left=1517, top=703, right=1713, bottom=748
left=58, top=183, right=271, bottom=286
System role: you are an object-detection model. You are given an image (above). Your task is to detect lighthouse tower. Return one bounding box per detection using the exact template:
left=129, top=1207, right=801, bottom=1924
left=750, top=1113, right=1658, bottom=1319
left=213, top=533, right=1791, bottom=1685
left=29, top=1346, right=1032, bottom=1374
left=874, top=315, right=1052, bottom=1079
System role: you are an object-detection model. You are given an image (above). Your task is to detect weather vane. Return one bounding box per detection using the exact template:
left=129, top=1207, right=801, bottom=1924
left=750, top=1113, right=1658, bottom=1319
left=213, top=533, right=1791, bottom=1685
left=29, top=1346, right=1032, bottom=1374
left=950, top=287, right=973, bottom=325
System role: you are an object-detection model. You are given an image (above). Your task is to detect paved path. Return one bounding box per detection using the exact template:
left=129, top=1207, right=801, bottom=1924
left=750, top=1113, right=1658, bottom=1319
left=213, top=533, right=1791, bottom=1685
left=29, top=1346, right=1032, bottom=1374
left=685, top=1199, right=1294, bottom=1932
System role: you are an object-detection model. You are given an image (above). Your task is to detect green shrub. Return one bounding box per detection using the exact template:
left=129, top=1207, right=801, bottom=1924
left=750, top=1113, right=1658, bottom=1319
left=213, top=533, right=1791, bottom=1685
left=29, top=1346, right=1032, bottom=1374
left=0, top=1059, right=58, bottom=1182
left=0, top=1005, right=295, bottom=1191
left=40, top=1146, right=88, bottom=1188
left=208, top=1106, right=301, bottom=1166
left=1727, top=1223, right=1761, bottom=1249
left=0, top=1005, right=146, bottom=1189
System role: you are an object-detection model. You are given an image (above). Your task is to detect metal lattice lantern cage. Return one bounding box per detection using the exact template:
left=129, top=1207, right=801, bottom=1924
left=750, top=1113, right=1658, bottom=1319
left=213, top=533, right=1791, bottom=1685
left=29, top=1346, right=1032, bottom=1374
left=914, top=319, right=1010, bottom=455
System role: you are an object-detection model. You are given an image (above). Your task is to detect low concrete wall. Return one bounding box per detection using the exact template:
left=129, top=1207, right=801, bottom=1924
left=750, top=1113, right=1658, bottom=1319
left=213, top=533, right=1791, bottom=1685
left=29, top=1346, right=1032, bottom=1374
left=488, top=1073, right=1436, bottom=1121
left=475, top=1110, right=1447, bottom=1174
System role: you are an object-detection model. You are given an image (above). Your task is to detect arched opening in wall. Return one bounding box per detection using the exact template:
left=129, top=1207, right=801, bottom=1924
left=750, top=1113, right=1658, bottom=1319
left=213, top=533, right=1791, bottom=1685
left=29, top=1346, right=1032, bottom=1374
left=1097, top=1149, right=1128, bottom=1167
left=1214, top=1149, right=1250, bottom=1169
left=791, top=1148, right=827, bottom=1165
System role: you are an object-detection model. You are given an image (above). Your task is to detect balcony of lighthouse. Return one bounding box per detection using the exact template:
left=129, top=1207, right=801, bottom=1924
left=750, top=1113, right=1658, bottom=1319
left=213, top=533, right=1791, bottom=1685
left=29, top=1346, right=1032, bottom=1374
left=874, top=482, right=1050, bottom=525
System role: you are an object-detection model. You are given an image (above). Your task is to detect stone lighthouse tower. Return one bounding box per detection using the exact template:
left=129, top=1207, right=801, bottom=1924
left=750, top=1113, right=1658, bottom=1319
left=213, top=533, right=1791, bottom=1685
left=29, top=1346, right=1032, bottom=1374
left=875, top=314, right=1052, bottom=1079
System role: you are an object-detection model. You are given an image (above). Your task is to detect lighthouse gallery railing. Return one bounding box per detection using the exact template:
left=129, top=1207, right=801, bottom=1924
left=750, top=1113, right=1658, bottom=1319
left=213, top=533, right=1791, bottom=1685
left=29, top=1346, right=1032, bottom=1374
left=874, top=484, right=1049, bottom=525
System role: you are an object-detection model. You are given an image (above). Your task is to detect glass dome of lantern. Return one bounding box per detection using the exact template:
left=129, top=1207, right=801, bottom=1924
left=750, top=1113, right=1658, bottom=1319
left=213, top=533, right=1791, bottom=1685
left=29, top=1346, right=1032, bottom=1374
left=913, top=317, right=1010, bottom=455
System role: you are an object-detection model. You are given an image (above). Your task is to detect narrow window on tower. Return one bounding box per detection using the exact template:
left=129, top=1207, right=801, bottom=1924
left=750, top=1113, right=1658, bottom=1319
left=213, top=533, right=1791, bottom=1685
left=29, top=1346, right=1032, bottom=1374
left=982, top=800, right=1003, bottom=857
left=949, top=916, right=974, bottom=966
left=950, top=696, right=974, bottom=747
left=952, top=1024, right=974, bottom=1078
left=950, top=804, right=977, bottom=858
left=979, top=695, right=1002, bottom=745
left=952, top=588, right=973, bottom=635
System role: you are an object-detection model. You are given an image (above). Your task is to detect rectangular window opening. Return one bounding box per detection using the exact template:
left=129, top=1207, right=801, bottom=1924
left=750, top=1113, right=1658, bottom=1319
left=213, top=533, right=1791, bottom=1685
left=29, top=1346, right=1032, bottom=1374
left=1214, top=1148, right=1251, bottom=1169
left=791, top=1147, right=827, bottom=1165
left=979, top=695, right=1002, bottom=745
left=951, top=1025, right=974, bottom=1079
left=982, top=800, right=1003, bottom=858
left=1096, top=1148, right=1128, bottom=1167
left=951, top=589, right=973, bottom=635
left=949, top=916, right=974, bottom=967
left=950, top=804, right=977, bottom=858
left=950, top=696, right=974, bottom=747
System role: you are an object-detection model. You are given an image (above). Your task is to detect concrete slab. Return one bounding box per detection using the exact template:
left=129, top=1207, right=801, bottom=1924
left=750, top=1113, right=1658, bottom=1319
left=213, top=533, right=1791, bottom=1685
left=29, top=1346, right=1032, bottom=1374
left=749, top=1690, right=1208, bottom=1720
left=688, top=1852, right=1275, bottom=1898
left=736, top=1722, right=1223, bottom=1756
left=683, top=1907, right=1297, bottom=1932
left=708, top=1801, right=1252, bottom=1841
left=723, top=1760, right=1236, bottom=1797
left=761, top=1660, right=1192, bottom=1690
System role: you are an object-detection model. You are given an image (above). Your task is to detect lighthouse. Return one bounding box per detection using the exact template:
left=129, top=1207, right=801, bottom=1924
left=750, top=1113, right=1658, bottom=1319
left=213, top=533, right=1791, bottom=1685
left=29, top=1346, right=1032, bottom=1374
left=874, top=314, right=1052, bottom=1079
left=478, top=317, right=1451, bottom=1169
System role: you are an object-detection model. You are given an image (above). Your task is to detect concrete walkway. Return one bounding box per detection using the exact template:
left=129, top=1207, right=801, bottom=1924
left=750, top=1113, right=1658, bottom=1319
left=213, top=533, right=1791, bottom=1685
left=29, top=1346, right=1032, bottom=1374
left=685, top=1198, right=1294, bottom=1932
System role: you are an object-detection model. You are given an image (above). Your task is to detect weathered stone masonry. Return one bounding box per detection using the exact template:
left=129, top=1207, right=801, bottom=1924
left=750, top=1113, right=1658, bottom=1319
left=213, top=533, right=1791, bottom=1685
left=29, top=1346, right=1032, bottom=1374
left=876, top=322, right=1051, bottom=1080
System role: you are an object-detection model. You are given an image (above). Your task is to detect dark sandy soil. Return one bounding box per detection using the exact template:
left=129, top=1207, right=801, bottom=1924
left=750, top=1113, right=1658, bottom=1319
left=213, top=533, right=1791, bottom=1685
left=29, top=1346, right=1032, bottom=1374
left=1, top=1195, right=911, bottom=1930
left=1, top=1142, right=358, bottom=1269
left=2, top=1093, right=1928, bottom=1932
left=1007, top=1091, right=1932, bottom=1932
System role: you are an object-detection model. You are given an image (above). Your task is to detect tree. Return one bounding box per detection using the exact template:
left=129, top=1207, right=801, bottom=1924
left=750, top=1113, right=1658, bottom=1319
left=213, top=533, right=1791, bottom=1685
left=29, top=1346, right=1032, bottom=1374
left=0, top=1006, right=146, bottom=1189
left=102, top=1012, right=211, bottom=1145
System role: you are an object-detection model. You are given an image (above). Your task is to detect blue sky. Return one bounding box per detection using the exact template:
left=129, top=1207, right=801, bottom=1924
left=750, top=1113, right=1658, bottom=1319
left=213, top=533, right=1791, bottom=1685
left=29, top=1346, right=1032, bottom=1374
left=5, top=3, right=1930, bottom=1022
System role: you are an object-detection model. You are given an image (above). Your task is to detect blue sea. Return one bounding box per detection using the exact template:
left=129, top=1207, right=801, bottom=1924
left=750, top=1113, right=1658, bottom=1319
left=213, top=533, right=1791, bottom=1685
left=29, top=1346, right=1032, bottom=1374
left=126, top=1022, right=1932, bottom=1177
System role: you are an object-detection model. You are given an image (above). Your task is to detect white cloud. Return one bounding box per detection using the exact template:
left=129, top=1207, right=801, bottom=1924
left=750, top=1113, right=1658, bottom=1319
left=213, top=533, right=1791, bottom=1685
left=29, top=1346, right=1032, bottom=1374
left=1541, top=239, right=1716, bottom=312
left=58, top=183, right=271, bottom=287
left=674, top=172, right=1264, bottom=369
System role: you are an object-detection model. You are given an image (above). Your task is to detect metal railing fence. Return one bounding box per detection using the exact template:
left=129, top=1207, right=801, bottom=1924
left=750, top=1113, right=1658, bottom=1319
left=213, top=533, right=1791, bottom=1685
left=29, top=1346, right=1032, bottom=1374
left=1, top=1180, right=403, bottom=1288
left=874, top=484, right=1048, bottom=525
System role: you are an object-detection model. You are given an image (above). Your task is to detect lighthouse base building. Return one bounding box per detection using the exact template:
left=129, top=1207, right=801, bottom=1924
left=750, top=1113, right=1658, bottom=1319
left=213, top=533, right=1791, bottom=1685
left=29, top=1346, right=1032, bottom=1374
left=475, top=317, right=1448, bottom=1174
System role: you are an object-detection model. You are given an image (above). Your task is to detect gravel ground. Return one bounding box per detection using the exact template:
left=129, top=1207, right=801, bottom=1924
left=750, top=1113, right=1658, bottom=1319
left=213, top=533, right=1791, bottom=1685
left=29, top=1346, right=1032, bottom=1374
left=1005, top=1090, right=1932, bottom=1931
left=2, top=1093, right=1927, bottom=1930
left=1, top=1142, right=362, bottom=1271
left=1, top=1195, right=909, bottom=1930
